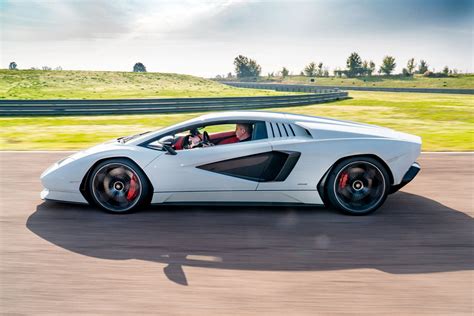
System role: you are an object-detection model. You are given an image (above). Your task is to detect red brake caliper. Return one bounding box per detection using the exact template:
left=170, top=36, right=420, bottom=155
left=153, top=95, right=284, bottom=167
left=339, top=172, right=348, bottom=189
left=127, top=174, right=138, bottom=201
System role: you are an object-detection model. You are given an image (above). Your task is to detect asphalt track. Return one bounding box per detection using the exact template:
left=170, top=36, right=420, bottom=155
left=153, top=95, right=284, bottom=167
left=1, top=152, right=472, bottom=315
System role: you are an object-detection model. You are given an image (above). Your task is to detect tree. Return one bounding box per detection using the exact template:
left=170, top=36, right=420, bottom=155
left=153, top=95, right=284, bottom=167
left=368, top=61, right=376, bottom=76
left=304, top=62, right=316, bottom=77
left=133, top=62, right=146, bottom=72
left=407, top=58, right=416, bottom=75
left=346, top=52, right=363, bottom=77
left=42, top=66, right=51, bottom=70
left=281, top=67, right=289, bottom=78
left=233, top=55, right=261, bottom=78
left=317, top=62, right=323, bottom=76
left=379, top=56, right=396, bottom=75
left=226, top=72, right=233, bottom=79
left=9, top=62, right=17, bottom=70
left=362, top=60, right=369, bottom=76
left=418, top=60, right=428, bottom=74
left=442, top=66, right=449, bottom=76
left=299, top=71, right=304, bottom=76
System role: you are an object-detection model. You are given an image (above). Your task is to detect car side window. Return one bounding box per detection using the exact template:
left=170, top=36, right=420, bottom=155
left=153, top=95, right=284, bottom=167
left=176, top=121, right=268, bottom=150
left=144, top=120, right=269, bottom=151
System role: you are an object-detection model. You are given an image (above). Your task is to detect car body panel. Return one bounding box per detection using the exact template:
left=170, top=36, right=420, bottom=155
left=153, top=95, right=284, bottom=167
left=144, top=139, right=272, bottom=192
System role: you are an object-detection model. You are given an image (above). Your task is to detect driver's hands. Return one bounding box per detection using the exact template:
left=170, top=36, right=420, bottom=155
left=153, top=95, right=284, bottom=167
left=188, top=135, right=201, bottom=148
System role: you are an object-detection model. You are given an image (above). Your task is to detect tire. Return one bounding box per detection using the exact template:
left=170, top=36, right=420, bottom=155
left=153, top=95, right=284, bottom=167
left=326, top=157, right=389, bottom=215
left=88, top=158, right=150, bottom=213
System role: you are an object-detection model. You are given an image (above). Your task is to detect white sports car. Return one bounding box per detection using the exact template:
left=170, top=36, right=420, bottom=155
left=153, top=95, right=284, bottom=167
left=41, top=111, right=421, bottom=215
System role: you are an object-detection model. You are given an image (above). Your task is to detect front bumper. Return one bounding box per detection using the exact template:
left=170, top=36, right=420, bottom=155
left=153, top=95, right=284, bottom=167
left=389, top=162, right=421, bottom=194
left=41, top=188, right=89, bottom=204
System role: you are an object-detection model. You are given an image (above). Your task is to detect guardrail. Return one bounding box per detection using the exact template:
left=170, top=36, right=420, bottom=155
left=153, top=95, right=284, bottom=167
left=223, top=82, right=342, bottom=93
left=223, top=81, right=474, bottom=95
left=0, top=92, right=348, bottom=116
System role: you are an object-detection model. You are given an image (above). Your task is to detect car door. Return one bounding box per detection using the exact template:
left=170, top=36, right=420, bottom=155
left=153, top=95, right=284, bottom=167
left=144, top=138, right=272, bottom=192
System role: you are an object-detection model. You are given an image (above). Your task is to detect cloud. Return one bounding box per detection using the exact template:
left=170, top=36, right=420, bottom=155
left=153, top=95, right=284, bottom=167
left=2, top=0, right=138, bottom=41
left=1, top=0, right=472, bottom=75
left=1, top=0, right=241, bottom=41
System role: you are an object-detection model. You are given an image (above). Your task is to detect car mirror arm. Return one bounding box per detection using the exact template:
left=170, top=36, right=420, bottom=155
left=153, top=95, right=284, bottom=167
left=163, top=144, right=177, bottom=155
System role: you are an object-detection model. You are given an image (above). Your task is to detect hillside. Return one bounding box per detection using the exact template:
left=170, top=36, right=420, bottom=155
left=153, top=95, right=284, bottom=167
left=0, top=69, right=287, bottom=100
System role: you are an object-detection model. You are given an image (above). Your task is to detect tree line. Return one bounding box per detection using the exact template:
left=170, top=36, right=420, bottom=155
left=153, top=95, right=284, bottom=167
left=8, top=58, right=460, bottom=79
left=227, top=53, right=460, bottom=80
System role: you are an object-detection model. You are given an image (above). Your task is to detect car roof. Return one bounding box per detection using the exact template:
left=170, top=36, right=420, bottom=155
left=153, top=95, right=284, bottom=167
left=130, top=110, right=383, bottom=145
left=198, top=111, right=287, bottom=121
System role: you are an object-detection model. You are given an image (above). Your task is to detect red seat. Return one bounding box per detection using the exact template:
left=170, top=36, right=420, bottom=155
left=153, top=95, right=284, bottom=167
left=217, top=136, right=239, bottom=145
left=173, top=136, right=186, bottom=150
left=174, top=130, right=238, bottom=150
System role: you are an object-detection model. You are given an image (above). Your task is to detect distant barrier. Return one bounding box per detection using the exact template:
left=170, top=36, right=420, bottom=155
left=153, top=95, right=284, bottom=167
left=223, top=81, right=474, bottom=95
left=0, top=92, right=348, bottom=116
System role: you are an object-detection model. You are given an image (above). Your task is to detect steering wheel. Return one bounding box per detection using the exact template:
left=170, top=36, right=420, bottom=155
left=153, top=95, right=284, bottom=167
left=202, top=131, right=213, bottom=146
left=182, top=131, right=214, bottom=149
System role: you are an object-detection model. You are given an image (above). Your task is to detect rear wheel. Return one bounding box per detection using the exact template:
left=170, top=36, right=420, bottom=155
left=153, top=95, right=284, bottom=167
left=88, top=158, right=150, bottom=213
left=326, top=157, right=389, bottom=215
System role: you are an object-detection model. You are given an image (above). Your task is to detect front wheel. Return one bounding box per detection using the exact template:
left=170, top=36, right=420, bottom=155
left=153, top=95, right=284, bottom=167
left=88, top=158, right=150, bottom=213
left=326, top=157, right=389, bottom=215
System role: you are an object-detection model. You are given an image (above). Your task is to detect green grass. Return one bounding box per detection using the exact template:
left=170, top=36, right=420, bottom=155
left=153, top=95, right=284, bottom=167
left=1, top=91, right=472, bottom=151
left=278, top=74, right=474, bottom=89
left=0, top=69, right=289, bottom=99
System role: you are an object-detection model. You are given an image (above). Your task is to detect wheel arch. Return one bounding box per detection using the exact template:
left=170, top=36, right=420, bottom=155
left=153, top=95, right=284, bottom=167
left=79, top=156, right=154, bottom=203
left=317, top=154, right=394, bottom=206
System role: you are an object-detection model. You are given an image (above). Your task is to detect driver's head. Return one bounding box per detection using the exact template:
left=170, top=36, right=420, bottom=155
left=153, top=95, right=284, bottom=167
left=235, top=123, right=252, bottom=141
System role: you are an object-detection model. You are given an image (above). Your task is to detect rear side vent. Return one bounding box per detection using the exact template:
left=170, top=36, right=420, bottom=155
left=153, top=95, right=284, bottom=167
left=268, top=122, right=312, bottom=139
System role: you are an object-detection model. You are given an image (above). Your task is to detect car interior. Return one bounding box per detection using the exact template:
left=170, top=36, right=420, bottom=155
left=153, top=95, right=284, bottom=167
left=172, top=121, right=268, bottom=150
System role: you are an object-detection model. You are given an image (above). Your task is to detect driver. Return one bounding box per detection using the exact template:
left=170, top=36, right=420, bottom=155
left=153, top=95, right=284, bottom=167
left=235, top=123, right=253, bottom=142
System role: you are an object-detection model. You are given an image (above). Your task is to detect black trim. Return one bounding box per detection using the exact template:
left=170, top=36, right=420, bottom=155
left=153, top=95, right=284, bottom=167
left=197, top=151, right=301, bottom=182
left=270, top=123, right=275, bottom=137
left=316, top=165, right=332, bottom=205
left=276, top=123, right=282, bottom=137
left=288, top=124, right=296, bottom=136
left=389, top=162, right=421, bottom=193
left=274, top=151, right=301, bottom=181
left=282, top=124, right=289, bottom=136
left=154, top=189, right=316, bottom=193
left=154, top=201, right=324, bottom=207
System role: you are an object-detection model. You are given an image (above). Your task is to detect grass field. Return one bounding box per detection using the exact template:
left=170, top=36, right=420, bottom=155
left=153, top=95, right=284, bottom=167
left=278, top=74, right=474, bottom=89
left=0, top=69, right=288, bottom=99
left=1, top=91, right=472, bottom=151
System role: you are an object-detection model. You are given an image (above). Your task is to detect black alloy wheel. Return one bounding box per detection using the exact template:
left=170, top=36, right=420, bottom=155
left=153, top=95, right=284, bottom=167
left=326, top=157, right=389, bottom=215
left=89, top=158, right=150, bottom=213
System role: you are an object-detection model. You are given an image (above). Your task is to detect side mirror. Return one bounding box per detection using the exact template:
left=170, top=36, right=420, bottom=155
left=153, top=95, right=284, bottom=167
left=149, top=136, right=177, bottom=155
left=159, top=135, right=175, bottom=146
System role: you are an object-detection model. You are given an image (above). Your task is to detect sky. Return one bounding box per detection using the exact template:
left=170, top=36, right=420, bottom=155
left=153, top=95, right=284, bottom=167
left=1, top=0, right=473, bottom=77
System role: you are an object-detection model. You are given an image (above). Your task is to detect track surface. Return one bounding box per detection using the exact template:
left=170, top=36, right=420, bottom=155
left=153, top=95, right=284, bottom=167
left=1, top=152, right=473, bottom=315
